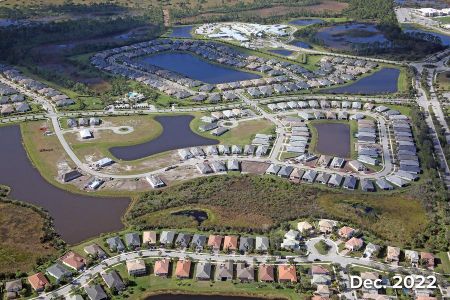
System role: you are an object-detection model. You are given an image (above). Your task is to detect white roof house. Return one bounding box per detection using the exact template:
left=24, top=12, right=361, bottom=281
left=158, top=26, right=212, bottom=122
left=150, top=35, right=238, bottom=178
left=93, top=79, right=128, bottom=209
left=79, top=129, right=93, bottom=139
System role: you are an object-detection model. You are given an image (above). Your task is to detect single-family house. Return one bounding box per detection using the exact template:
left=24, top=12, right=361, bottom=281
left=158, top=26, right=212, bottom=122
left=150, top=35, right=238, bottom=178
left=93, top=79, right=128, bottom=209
left=345, top=237, right=364, bottom=251
left=208, top=234, right=223, bottom=250
left=259, top=264, right=275, bottom=282
left=278, top=265, right=297, bottom=283
left=175, top=259, right=191, bottom=279
left=126, top=259, right=147, bottom=276
left=84, top=285, right=108, bottom=300
left=154, top=259, right=170, bottom=277
left=101, top=270, right=125, bottom=291
left=28, top=273, right=50, bottom=292
left=196, top=262, right=212, bottom=280
left=216, top=261, right=233, bottom=281
left=236, top=263, right=255, bottom=282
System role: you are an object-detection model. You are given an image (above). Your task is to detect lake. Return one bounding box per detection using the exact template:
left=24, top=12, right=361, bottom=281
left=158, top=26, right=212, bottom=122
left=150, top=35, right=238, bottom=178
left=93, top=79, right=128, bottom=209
left=0, top=125, right=130, bottom=244
left=268, top=49, right=294, bottom=56
left=110, top=115, right=218, bottom=161
left=169, top=26, right=193, bottom=38
left=317, top=23, right=389, bottom=51
left=313, top=122, right=350, bottom=158
left=147, top=295, right=279, bottom=300
left=139, top=52, right=261, bottom=84
left=324, top=68, right=400, bottom=95
left=289, top=18, right=324, bottom=26
left=403, top=25, right=450, bottom=46
left=290, top=40, right=312, bottom=49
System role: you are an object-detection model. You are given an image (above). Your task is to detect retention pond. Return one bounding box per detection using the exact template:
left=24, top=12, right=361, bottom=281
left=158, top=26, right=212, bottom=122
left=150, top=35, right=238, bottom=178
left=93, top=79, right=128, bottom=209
left=324, top=68, right=400, bottom=95
left=138, top=52, right=261, bottom=84
left=313, top=122, right=351, bottom=158
left=110, top=115, right=217, bottom=161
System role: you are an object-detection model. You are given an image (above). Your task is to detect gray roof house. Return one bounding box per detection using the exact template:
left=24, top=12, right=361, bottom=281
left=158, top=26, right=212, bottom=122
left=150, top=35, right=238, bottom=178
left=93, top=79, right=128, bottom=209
left=302, top=170, right=317, bottom=183
left=46, top=263, right=71, bottom=282
left=191, top=234, right=208, bottom=250
left=14, top=102, right=30, bottom=112
left=266, top=164, right=281, bottom=175
left=360, top=179, right=375, bottom=192
left=236, top=263, right=255, bottom=282
left=195, top=262, right=212, bottom=280
left=106, top=236, right=125, bottom=252
left=124, top=232, right=141, bottom=249
left=343, top=176, right=358, bottom=190
left=312, top=274, right=331, bottom=285
left=175, top=233, right=193, bottom=248
left=364, top=243, right=381, bottom=259
left=84, top=285, right=108, bottom=300
left=278, top=165, right=294, bottom=178
left=215, top=261, right=233, bottom=281
left=160, top=231, right=176, bottom=246
left=101, top=270, right=125, bottom=291
left=255, top=236, right=269, bottom=252
left=227, top=159, right=240, bottom=171
left=84, top=244, right=107, bottom=259
left=5, top=279, right=22, bottom=292
left=328, top=174, right=343, bottom=187
left=239, top=236, right=255, bottom=253
left=375, top=178, right=394, bottom=190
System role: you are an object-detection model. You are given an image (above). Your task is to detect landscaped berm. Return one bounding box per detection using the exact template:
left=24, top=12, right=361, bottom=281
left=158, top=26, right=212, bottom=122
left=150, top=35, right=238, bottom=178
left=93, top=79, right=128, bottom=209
left=127, top=175, right=428, bottom=247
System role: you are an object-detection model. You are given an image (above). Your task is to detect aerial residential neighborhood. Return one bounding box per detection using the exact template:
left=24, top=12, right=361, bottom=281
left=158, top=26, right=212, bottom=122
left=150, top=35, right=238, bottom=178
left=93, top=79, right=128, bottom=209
left=0, top=0, right=449, bottom=300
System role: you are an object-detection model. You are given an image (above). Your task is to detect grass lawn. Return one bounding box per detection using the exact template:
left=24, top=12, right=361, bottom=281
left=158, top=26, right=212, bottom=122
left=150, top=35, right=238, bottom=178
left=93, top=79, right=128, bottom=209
left=108, top=261, right=299, bottom=300
left=191, top=117, right=275, bottom=146
left=434, top=16, right=450, bottom=24
left=0, top=200, right=58, bottom=273
left=435, top=252, right=450, bottom=274
left=314, top=240, right=331, bottom=255
left=66, top=115, right=162, bottom=159
left=435, top=71, right=450, bottom=92
left=397, top=66, right=410, bottom=93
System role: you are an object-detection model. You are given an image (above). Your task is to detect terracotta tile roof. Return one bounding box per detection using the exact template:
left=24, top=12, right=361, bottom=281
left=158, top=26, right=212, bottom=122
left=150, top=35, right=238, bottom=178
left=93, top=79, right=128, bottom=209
left=175, top=259, right=191, bottom=278
left=60, top=251, right=85, bottom=270
left=223, top=235, right=238, bottom=250
left=207, top=235, right=223, bottom=249
left=154, top=259, right=170, bottom=276
left=28, top=272, right=50, bottom=291
left=338, top=226, right=355, bottom=238
left=311, top=265, right=329, bottom=275
left=278, top=265, right=297, bottom=282
left=345, top=237, right=364, bottom=250
left=258, top=264, right=274, bottom=282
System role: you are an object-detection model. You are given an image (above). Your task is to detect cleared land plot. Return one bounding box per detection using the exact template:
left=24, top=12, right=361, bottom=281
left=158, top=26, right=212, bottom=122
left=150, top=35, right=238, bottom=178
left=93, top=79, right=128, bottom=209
left=0, top=201, right=57, bottom=273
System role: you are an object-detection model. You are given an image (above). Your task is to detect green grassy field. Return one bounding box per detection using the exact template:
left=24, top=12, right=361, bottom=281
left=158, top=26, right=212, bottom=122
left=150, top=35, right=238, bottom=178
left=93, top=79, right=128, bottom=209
left=191, top=117, right=276, bottom=146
